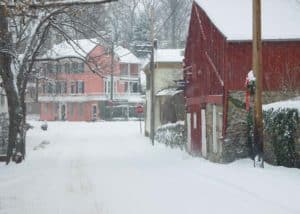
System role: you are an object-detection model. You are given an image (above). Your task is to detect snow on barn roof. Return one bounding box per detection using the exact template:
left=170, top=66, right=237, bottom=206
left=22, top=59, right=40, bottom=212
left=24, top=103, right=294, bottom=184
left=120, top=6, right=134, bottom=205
left=155, top=49, right=184, bottom=63
left=114, top=46, right=140, bottom=64
left=263, top=97, right=300, bottom=112
left=195, top=0, right=300, bottom=41
left=42, top=38, right=99, bottom=59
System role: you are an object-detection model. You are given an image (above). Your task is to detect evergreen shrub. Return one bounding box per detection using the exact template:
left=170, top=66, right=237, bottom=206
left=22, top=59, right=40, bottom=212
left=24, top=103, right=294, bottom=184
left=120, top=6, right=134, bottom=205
left=248, top=108, right=299, bottom=167
left=264, top=108, right=299, bottom=167
left=154, top=121, right=186, bottom=150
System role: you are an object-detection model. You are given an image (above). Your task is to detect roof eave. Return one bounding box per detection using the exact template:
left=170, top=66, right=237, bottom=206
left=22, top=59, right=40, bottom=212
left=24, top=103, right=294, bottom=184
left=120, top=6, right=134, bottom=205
left=227, top=38, right=300, bottom=43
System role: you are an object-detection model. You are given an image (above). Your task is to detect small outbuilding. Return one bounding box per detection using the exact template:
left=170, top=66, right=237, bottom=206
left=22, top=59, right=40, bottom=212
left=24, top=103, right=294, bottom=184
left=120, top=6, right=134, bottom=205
left=144, top=49, right=184, bottom=137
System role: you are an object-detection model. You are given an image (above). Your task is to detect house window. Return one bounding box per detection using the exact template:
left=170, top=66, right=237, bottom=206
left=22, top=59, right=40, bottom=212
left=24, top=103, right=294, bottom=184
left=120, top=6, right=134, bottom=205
left=120, top=64, right=128, bottom=76
left=69, top=103, right=74, bottom=116
left=47, top=82, right=54, bottom=94
left=105, top=80, right=111, bottom=94
left=55, top=82, right=61, bottom=94
left=55, top=81, right=67, bottom=94
left=72, top=62, right=78, bottom=73
left=70, top=81, right=76, bottom=94
left=47, top=63, right=54, bottom=73
left=78, top=103, right=84, bottom=116
left=64, top=63, right=70, bottom=73
left=62, top=81, right=67, bottom=94
left=131, top=82, right=138, bottom=93
left=79, top=63, right=84, bottom=73
left=77, top=81, right=84, bottom=94
left=105, top=80, right=117, bottom=94
left=124, top=82, right=128, bottom=93
left=56, top=63, right=62, bottom=73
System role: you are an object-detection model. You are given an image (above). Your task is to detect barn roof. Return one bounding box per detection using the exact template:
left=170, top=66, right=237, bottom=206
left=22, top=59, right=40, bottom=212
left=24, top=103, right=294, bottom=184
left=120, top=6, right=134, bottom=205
left=195, top=0, right=300, bottom=41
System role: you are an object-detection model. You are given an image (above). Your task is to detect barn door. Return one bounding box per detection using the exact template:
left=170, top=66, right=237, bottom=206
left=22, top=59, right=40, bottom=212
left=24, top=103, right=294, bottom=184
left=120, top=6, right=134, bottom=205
left=186, top=113, right=192, bottom=152
left=201, top=109, right=207, bottom=158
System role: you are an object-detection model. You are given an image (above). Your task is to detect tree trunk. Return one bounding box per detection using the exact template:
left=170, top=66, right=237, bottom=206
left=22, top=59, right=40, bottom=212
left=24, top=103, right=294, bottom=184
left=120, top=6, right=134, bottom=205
left=0, top=5, right=24, bottom=164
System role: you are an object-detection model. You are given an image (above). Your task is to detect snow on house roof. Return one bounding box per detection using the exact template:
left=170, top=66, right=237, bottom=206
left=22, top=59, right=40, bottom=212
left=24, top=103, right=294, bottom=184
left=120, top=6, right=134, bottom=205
left=42, top=38, right=99, bottom=59
left=115, top=46, right=140, bottom=64
left=195, top=0, right=300, bottom=41
left=156, top=88, right=183, bottom=97
left=155, top=49, right=184, bottom=63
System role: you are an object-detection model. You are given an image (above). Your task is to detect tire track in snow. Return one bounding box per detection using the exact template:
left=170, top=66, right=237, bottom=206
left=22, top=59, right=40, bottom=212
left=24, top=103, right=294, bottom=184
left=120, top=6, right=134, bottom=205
left=191, top=169, right=299, bottom=214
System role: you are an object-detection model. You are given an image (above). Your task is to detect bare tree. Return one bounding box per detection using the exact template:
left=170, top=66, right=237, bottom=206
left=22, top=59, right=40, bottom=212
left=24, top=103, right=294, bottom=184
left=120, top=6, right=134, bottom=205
left=0, top=0, right=116, bottom=164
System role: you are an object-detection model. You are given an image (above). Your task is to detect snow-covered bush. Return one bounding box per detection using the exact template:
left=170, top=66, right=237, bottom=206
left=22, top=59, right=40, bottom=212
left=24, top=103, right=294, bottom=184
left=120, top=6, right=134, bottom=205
left=154, top=121, right=186, bottom=149
left=248, top=108, right=299, bottom=167
left=264, top=108, right=299, bottom=167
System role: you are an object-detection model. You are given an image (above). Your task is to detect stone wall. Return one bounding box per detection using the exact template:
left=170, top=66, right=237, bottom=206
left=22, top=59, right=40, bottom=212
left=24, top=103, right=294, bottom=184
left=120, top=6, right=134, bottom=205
left=295, top=129, right=300, bottom=167
left=223, top=91, right=250, bottom=162
left=0, top=112, right=9, bottom=155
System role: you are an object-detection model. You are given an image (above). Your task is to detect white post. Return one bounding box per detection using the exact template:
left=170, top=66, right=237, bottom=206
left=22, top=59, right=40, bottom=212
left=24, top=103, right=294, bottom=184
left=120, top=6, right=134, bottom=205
left=201, top=109, right=207, bottom=157
left=213, top=105, right=217, bottom=153
left=186, top=113, right=192, bottom=152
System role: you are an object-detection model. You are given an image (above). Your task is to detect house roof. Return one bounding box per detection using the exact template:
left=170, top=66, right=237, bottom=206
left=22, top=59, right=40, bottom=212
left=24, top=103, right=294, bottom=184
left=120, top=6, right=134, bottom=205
left=42, top=38, right=99, bottom=59
left=114, top=46, right=140, bottom=64
left=42, top=39, right=141, bottom=65
left=155, top=49, right=184, bottom=63
left=195, top=0, right=300, bottom=41
left=156, top=88, right=183, bottom=97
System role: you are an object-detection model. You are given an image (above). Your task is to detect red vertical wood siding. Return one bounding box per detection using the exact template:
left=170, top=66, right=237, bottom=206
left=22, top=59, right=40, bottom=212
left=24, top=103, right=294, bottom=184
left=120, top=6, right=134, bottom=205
left=227, top=41, right=300, bottom=91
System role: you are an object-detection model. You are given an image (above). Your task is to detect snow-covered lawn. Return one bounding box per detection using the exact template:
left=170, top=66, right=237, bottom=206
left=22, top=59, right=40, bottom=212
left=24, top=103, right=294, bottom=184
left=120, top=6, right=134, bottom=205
left=0, top=121, right=299, bottom=214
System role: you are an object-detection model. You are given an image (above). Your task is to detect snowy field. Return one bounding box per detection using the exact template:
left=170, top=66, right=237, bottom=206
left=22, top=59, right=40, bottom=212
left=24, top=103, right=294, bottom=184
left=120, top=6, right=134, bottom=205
left=0, top=121, right=300, bottom=214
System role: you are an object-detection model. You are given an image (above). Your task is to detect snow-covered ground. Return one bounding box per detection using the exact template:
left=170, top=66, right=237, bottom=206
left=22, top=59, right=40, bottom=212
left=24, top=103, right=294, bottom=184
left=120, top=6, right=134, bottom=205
left=0, top=121, right=299, bottom=214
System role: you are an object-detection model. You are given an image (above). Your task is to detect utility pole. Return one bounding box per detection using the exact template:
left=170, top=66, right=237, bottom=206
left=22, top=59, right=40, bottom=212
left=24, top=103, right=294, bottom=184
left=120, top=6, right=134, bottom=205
left=110, top=41, right=114, bottom=101
left=253, top=0, right=264, bottom=167
left=150, top=39, right=157, bottom=145
left=149, top=3, right=157, bottom=145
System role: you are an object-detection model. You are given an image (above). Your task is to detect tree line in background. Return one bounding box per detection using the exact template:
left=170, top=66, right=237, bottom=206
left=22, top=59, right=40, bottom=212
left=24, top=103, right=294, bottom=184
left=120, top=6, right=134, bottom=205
left=60, top=0, right=192, bottom=55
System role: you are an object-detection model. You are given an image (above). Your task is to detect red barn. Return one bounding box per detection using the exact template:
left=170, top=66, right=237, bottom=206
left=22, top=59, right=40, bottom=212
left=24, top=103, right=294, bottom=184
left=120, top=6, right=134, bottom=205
left=184, top=0, right=300, bottom=162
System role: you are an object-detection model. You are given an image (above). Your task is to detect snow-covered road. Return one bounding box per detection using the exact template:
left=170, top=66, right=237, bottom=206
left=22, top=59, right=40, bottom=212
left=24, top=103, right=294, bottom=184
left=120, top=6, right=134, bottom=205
left=0, top=121, right=300, bottom=214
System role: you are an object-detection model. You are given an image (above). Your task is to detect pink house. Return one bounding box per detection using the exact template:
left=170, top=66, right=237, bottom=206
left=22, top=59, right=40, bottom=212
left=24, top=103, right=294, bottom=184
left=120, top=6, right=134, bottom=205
left=38, top=39, right=142, bottom=121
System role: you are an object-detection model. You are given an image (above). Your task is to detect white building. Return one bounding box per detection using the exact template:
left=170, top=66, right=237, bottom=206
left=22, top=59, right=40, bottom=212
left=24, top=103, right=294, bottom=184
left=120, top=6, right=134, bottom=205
left=143, top=49, right=184, bottom=137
